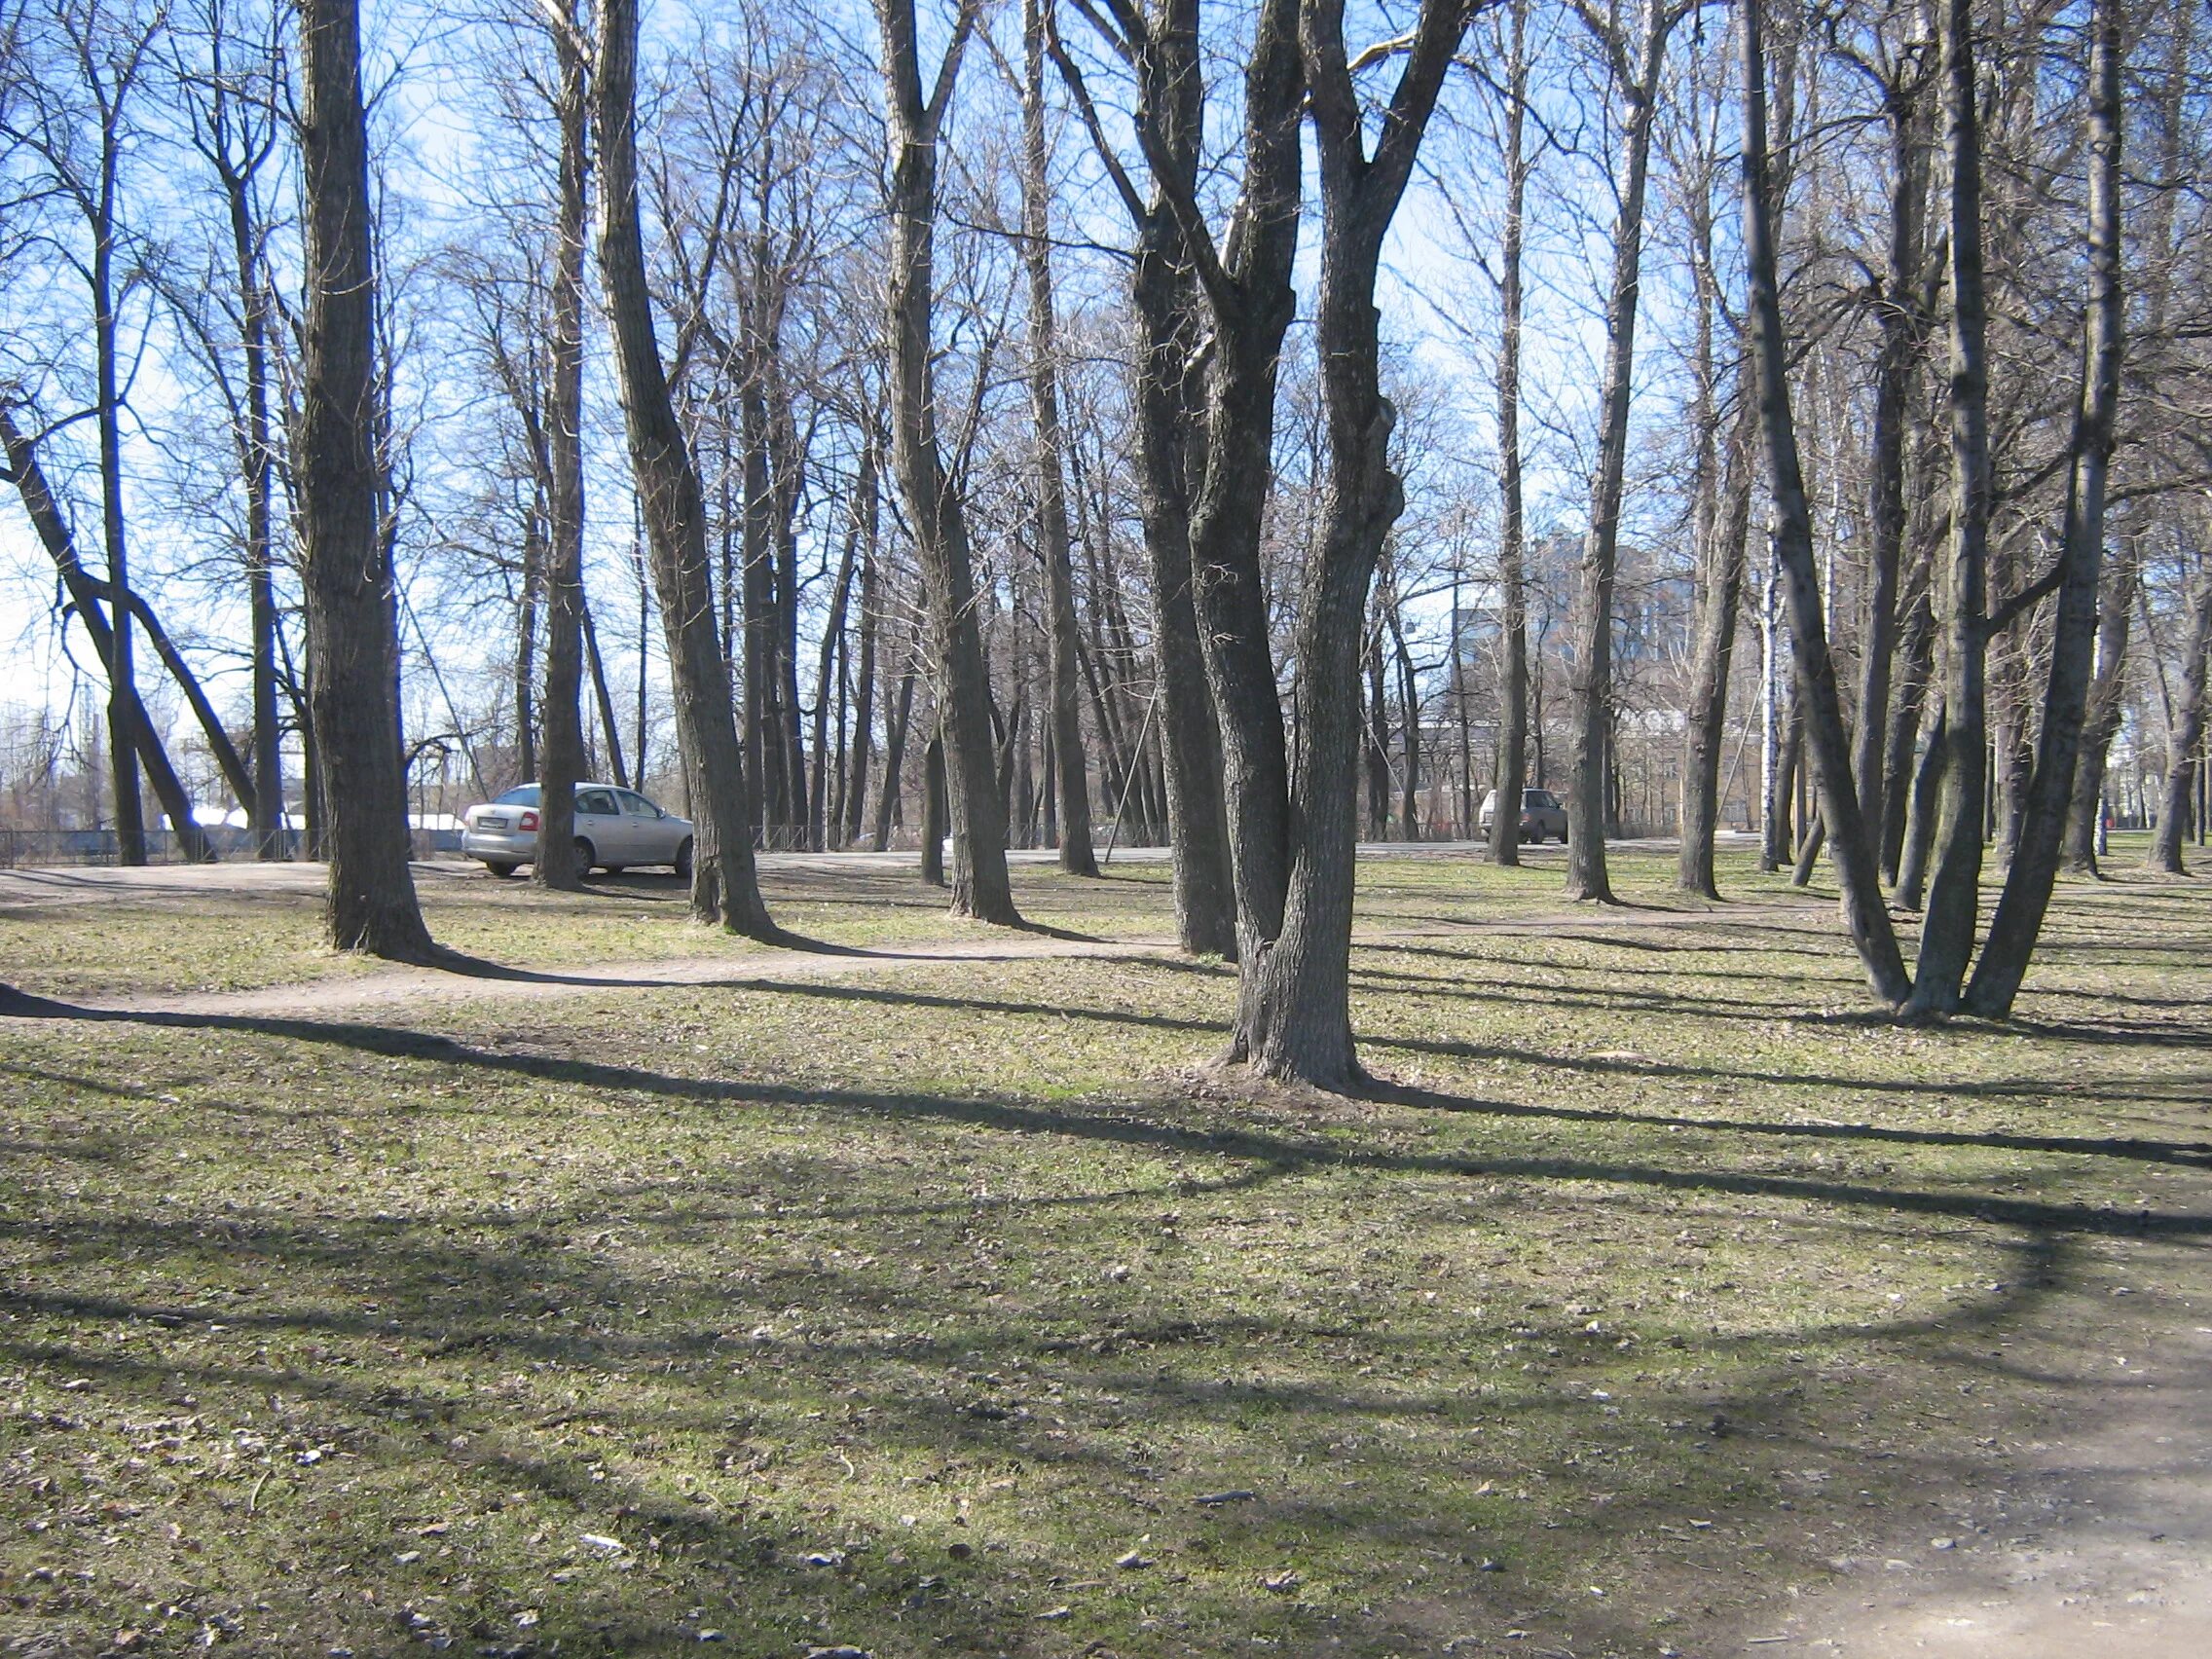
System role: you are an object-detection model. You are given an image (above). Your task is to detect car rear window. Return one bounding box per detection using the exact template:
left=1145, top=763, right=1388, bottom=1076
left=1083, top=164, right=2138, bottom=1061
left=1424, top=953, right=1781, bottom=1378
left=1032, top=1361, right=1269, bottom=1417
left=494, top=785, right=540, bottom=806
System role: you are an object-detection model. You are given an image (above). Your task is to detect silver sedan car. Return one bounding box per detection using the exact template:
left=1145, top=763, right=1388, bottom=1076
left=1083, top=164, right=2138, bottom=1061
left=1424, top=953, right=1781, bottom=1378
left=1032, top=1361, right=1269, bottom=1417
left=461, top=783, right=694, bottom=880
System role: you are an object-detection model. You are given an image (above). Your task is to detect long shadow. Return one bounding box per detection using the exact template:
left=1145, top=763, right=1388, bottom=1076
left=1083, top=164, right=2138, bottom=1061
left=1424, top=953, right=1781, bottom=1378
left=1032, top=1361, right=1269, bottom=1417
left=1360, top=1077, right=2212, bottom=1170
left=7, top=991, right=2210, bottom=1240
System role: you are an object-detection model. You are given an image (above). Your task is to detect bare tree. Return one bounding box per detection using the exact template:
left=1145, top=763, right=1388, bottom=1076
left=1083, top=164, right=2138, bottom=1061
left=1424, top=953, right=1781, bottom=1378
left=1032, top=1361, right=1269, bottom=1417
left=1563, top=0, right=1680, bottom=903
left=875, top=0, right=1018, bottom=922
left=1742, top=0, right=1908, bottom=1004
left=535, top=0, right=590, bottom=891
left=1488, top=0, right=1532, bottom=868
left=596, top=0, right=771, bottom=932
left=1966, top=0, right=2121, bottom=1013
left=1016, top=0, right=1094, bottom=874
left=294, top=0, right=432, bottom=954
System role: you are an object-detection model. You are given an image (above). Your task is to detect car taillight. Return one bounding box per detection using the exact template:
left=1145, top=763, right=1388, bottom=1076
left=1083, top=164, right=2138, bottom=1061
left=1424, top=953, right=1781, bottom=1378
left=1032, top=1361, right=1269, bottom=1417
left=520, top=811, right=539, bottom=831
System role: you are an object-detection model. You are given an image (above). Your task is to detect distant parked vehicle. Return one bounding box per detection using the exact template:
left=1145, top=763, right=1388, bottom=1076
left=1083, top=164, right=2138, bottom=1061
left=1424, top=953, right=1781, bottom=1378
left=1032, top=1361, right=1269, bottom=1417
left=1477, top=787, right=1568, bottom=844
left=461, top=784, right=693, bottom=880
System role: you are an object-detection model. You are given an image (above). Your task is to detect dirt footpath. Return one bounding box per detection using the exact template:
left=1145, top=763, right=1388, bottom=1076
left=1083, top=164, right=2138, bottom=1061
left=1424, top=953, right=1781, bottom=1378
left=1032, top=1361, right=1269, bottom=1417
left=1723, top=1227, right=2212, bottom=1656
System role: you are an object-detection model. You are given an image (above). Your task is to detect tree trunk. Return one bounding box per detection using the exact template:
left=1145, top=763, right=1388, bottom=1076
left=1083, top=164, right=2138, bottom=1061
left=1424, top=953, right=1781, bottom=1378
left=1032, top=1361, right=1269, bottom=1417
left=1966, top=0, right=2121, bottom=1014
left=595, top=0, right=771, bottom=935
left=1857, top=69, right=1931, bottom=846
left=1880, top=566, right=1935, bottom=882
left=920, top=727, right=948, bottom=887
left=874, top=648, right=919, bottom=853
left=877, top=0, right=1016, bottom=922
left=515, top=514, right=542, bottom=782
left=2152, top=567, right=2212, bottom=875
left=809, top=454, right=866, bottom=851
left=0, top=409, right=213, bottom=863
left=1742, top=0, right=1908, bottom=1005
left=842, top=481, right=879, bottom=848
left=1564, top=0, right=1673, bottom=903
left=1911, top=0, right=1995, bottom=1014
left=581, top=598, right=629, bottom=789
left=1016, top=0, right=1098, bottom=876
left=535, top=9, right=590, bottom=892
left=1056, top=0, right=1248, bottom=950
left=2062, top=548, right=2137, bottom=873
left=1488, top=0, right=1531, bottom=868
left=1180, top=0, right=1304, bottom=1048
left=1239, top=0, right=1464, bottom=1088
left=296, top=0, right=432, bottom=956
left=1679, top=429, right=1752, bottom=898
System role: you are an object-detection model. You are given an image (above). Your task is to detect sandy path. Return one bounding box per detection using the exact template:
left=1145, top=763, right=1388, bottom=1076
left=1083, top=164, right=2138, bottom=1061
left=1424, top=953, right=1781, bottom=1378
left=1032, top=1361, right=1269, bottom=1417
left=0, top=895, right=1830, bottom=1023
left=1720, top=1238, right=2212, bottom=1657
left=0, top=933, right=1197, bottom=1019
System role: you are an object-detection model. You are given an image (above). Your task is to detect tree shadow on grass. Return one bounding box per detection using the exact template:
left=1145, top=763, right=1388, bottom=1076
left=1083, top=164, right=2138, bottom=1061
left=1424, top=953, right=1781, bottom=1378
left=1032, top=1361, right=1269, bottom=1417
left=7, top=989, right=2210, bottom=1237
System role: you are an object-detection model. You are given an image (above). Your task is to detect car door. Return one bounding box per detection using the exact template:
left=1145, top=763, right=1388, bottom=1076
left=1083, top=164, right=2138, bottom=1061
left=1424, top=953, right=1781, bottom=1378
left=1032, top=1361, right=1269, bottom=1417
left=618, top=790, right=672, bottom=865
left=573, top=788, right=624, bottom=864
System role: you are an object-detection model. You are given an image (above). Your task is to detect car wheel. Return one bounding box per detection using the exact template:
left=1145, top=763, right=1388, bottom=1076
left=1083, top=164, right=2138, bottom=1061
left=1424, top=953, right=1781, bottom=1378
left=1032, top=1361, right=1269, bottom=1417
left=573, top=836, right=596, bottom=874
left=485, top=862, right=518, bottom=879
left=674, top=838, right=693, bottom=883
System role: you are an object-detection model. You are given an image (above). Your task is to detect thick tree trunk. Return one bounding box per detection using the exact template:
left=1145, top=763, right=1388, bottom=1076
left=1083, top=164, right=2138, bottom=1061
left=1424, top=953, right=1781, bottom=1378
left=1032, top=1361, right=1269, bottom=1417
left=1180, top=0, right=1304, bottom=1048
left=296, top=0, right=432, bottom=957
left=535, top=12, right=590, bottom=892
left=595, top=0, right=770, bottom=935
left=877, top=0, right=1016, bottom=923
left=1911, top=0, right=1995, bottom=1014
left=1239, top=0, right=1463, bottom=1088
left=1489, top=0, right=1531, bottom=868
left=1742, top=0, right=1908, bottom=1005
left=1967, top=0, right=2121, bottom=1014
left=1564, top=0, right=1672, bottom=903
left=842, top=486, right=878, bottom=849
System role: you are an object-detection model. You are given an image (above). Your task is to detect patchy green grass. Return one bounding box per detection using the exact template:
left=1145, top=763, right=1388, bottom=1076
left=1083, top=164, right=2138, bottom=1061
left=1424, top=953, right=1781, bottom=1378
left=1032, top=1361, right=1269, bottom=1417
left=1, top=847, right=2208, bottom=1657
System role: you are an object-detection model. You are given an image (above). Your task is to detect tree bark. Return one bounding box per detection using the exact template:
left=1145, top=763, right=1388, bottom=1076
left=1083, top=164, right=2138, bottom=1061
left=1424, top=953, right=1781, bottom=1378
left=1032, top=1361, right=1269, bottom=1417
left=595, top=0, right=770, bottom=934
left=1564, top=0, right=1674, bottom=903
left=581, top=597, right=628, bottom=788
left=296, top=0, right=432, bottom=956
left=1910, top=0, right=1995, bottom=1014
left=877, top=0, right=1016, bottom=922
left=2062, top=548, right=2136, bottom=873
left=1966, top=0, right=2121, bottom=1014
left=843, top=480, right=880, bottom=848
left=1016, top=0, right=1098, bottom=876
left=535, top=9, right=590, bottom=892
left=0, top=409, right=213, bottom=863
left=1857, top=62, right=1932, bottom=849
left=1895, top=703, right=1945, bottom=909
left=1239, top=0, right=1465, bottom=1088
left=2151, top=567, right=2212, bottom=875
left=1489, top=0, right=1532, bottom=868
left=1678, top=424, right=1752, bottom=898
left=1742, top=0, right=1908, bottom=1005
left=1880, top=561, right=1935, bottom=882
